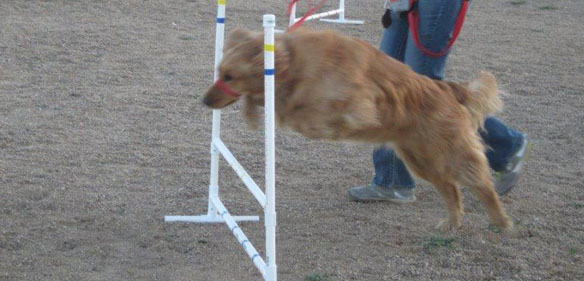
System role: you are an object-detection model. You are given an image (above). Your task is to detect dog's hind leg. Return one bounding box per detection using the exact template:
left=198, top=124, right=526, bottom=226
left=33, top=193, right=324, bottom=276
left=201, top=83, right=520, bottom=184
left=395, top=146, right=465, bottom=231
left=470, top=178, right=513, bottom=230
left=459, top=149, right=513, bottom=230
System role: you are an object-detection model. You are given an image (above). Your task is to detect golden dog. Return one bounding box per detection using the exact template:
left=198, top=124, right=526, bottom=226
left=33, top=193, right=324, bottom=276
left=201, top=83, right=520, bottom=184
left=203, top=28, right=512, bottom=231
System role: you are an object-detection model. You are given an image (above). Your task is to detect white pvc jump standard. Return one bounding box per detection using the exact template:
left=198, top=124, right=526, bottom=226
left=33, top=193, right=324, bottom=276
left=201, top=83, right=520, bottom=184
left=288, top=0, right=364, bottom=26
left=163, top=1, right=278, bottom=280
left=164, top=0, right=260, bottom=225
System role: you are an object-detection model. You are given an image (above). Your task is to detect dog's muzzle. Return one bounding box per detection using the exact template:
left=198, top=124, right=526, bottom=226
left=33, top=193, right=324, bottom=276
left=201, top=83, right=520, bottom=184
left=215, top=79, right=241, bottom=98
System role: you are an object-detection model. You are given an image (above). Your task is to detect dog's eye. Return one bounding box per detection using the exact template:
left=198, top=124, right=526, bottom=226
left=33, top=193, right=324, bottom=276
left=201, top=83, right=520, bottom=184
left=223, top=74, right=233, bottom=82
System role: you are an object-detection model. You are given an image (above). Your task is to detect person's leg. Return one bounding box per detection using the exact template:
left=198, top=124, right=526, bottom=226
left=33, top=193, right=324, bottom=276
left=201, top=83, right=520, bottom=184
left=348, top=11, right=416, bottom=202
left=403, top=0, right=463, bottom=79
left=379, top=10, right=409, bottom=61
left=369, top=0, right=464, bottom=191
left=403, top=0, right=528, bottom=195
left=481, top=117, right=529, bottom=195
left=373, top=10, right=416, bottom=190
left=372, top=147, right=415, bottom=188
left=348, top=146, right=416, bottom=202
left=481, top=117, right=523, bottom=171
left=350, top=0, right=529, bottom=200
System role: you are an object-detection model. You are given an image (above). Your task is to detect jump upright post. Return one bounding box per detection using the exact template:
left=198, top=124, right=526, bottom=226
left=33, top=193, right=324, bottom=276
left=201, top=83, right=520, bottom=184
left=288, top=0, right=364, bottom=26
left=163, top=1, right=278, bottom=280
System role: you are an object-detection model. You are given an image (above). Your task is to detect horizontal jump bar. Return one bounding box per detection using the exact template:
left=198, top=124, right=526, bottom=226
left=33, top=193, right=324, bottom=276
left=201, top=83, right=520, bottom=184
left=211, top=196, right=267, bottom=276
left=213, top=138, right=266, bottom=209
left=164, top=215, right=259, bottom=223
left=294, top=8, right=343, bottom=22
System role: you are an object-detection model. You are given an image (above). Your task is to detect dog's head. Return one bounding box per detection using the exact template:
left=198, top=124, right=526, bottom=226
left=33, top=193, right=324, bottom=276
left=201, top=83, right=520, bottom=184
left=203, top=28, right=275, bottom=109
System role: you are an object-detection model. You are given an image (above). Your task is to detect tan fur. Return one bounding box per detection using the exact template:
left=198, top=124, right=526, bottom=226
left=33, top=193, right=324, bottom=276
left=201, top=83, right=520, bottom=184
left=203, top=28, right=512, bottom=231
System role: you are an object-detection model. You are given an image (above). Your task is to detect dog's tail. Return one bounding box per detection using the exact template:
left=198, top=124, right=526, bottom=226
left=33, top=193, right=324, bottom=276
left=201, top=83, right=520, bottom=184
left=457, top=71, right=502, bottom=128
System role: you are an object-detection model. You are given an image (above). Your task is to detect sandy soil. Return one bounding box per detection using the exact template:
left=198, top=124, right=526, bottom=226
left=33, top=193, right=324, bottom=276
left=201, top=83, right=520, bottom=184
left=1, top=0, right=583, bottom=280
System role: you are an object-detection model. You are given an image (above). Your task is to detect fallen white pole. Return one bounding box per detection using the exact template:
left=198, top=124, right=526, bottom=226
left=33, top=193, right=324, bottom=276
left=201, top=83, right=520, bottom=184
left=210, top=196, right=267, bottom=276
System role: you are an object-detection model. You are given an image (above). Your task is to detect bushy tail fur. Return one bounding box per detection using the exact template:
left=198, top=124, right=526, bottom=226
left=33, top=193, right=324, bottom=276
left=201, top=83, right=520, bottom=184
left=463, top=71, right=502, bottom=128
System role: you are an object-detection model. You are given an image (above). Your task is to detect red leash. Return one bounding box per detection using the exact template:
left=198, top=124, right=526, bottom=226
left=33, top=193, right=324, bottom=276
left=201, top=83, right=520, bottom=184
left=408, top=0, right=469, bottom=58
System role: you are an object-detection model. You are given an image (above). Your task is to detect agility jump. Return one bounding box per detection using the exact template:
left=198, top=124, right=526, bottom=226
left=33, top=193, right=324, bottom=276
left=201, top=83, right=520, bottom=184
left=164, top=1, right=277, bottom=280
left=288, top=0, right=364, bottom=26
left=163, top=0, right=363, bottom=280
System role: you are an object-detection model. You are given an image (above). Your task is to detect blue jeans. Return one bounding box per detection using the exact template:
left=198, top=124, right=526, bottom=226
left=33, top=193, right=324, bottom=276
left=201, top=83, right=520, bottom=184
left=373, top=0, right=523, bottom=188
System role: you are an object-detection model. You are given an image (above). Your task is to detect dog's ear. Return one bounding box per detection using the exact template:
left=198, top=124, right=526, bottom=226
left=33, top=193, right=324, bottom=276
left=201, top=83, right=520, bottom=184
left=248, top=38, right=291, bottom=80
left=274, top=41, right=290, bottom=80
left=226, top=28, right=259, bottom=50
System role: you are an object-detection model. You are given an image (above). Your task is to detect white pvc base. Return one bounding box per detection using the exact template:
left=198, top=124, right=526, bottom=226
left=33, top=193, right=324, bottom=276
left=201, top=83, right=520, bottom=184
left=320, top=18, right=364, bottom=24
left=164, top=214, right=260, bottom=223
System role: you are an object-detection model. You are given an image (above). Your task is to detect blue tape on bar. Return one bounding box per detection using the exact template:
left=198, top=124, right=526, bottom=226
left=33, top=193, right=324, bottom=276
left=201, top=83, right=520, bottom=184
left=221, top=211, right=227, bottom=216
left=264, top=69, right=275, bottom=75
left=251, top=253, right=259, bottom=262
left=217, top=18, right=225, bottom=23
left=231, top=226, right=239, bottom=232
left=241, top=239, right=249, bottom=246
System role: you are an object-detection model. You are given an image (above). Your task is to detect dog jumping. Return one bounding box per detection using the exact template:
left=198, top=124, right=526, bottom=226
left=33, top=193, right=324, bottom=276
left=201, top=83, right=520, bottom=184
left=203, top=27, right=513, bottom=231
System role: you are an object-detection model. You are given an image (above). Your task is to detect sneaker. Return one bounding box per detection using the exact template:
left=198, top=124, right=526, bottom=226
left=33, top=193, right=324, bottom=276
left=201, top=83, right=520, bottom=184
left=495, top=133, right=530, bottom=196
left=348, top=184, right=416, bottom=203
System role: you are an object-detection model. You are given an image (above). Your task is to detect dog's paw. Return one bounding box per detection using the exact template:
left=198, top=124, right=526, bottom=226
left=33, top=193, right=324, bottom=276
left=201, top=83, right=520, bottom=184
left=492, top=216, right=514, bottom=231
left=436, top=219, right=461, bottom=232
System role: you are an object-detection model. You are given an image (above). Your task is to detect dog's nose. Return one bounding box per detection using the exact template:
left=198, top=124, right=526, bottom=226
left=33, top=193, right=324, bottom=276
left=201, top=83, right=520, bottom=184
left=202, top=96, right=213, bottom=106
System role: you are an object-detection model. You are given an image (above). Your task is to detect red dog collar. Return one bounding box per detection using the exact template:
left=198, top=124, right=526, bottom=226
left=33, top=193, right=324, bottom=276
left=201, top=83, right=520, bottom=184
left=215, top=79, right=241, bottom=98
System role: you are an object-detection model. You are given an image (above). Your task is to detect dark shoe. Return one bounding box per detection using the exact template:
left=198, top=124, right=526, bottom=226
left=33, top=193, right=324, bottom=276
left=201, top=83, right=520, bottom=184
left=348, top=184, right=415, bottom=203
left=495, top=134, right=530, bottom=196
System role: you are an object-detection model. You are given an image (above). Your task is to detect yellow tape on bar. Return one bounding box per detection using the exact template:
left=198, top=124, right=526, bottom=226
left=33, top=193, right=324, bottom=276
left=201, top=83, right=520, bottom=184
left=264, top=44, right=275, bottom=52
left=218, top=0, right=226, bottom=5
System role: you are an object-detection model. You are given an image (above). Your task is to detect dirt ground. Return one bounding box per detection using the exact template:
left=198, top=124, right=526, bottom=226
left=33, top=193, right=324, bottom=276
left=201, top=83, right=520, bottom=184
left=1, top=0, right=583, bottom=280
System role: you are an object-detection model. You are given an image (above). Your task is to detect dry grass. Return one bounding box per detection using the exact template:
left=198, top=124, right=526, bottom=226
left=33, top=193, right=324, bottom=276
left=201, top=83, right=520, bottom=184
left=1, top=0, right=583, bottom=280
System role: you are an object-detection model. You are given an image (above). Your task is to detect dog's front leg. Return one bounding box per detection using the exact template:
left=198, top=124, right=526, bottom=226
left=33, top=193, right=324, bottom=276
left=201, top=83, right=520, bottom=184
left=243, top=95, right=260, bottom=130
